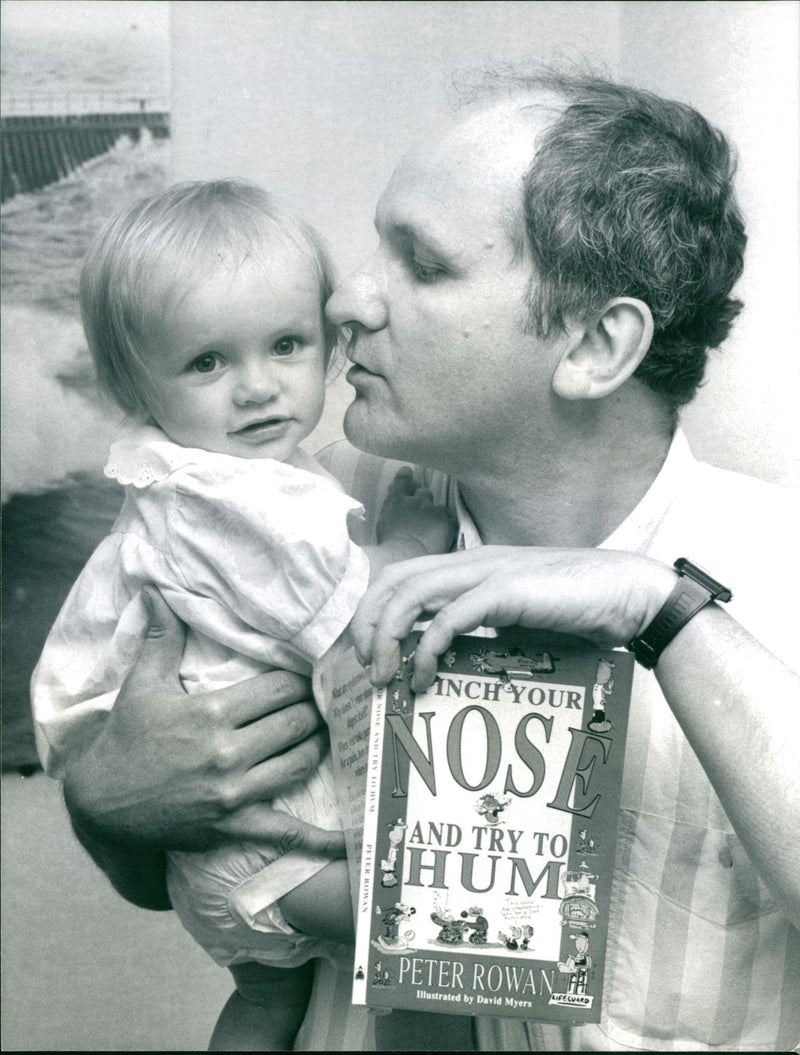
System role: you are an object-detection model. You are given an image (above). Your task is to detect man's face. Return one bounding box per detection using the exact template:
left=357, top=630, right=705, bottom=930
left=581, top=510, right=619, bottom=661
left=327, top=100, right=570, bottom=474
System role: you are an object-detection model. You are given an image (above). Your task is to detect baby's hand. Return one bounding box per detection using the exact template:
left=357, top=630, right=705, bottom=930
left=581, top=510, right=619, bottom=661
left=376, top=467, right=456, bottom=558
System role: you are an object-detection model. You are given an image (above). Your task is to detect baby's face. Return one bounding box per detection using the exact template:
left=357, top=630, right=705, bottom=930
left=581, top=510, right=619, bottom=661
left=139, top=249, right=328, bottom=461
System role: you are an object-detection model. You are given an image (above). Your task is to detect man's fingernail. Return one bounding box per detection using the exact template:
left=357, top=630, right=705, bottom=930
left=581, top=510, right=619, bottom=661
left=370, top=667, right=388, bottom=688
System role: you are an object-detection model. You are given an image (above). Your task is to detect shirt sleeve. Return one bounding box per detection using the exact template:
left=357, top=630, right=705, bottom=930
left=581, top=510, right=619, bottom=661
left=165, top=459, right=370, bottom=665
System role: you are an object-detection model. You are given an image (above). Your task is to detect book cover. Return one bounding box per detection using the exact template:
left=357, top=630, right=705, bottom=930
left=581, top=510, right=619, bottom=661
left=343, top=628, right=634, bottom=1023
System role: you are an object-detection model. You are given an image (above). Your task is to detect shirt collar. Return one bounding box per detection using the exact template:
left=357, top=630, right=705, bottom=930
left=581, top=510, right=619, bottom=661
left=104, top=424, right=191, bottom=487
left=451, top=477, right=483, bottom=551
left=450, top=429, right=694, bottom=553
left=600, top=428, right=694, bottom=553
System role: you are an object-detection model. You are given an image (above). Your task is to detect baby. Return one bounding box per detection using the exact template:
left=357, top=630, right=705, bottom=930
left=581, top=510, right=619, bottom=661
left=31, top=180, right=454, bottom=1050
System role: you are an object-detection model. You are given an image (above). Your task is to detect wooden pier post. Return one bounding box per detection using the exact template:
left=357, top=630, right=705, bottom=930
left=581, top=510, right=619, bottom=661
left=1, top=107, right=170, bottom=204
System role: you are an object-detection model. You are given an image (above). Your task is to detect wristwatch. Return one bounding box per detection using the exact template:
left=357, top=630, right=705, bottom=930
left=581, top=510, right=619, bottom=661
left=627, top=558, right=732, bottom=669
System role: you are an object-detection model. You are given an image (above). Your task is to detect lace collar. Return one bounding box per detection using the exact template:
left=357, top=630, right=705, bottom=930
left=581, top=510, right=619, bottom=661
left=104, top=425, right=201, bottom=488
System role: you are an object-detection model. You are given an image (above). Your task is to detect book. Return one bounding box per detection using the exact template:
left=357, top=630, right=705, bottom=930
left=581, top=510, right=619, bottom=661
left=324, top=628, right=634, bottom=1024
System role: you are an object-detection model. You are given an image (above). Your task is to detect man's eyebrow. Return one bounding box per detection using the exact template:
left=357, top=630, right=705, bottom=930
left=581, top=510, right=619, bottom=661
left=374, top=208, right=455, bottom=260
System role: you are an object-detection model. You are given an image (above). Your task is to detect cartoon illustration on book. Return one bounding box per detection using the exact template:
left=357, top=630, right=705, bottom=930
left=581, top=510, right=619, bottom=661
left=459, top=906, right=489, bottom=945
left=380, top=818, right=407, bottom=887
left=430, top=898, right=470, bottom=946
left=468, top=645, right=557, bottom=685
left=372, top=960, right=391, bottom=987
left=588, top=658, right=615, bottom=732
left=498, top=924, right=534, bottom=951
left=558, top=867, right=600, bottom=929
left=426, top=900, right=493, bottom=947
left=576, top=828, right=601, bottom=855
left=474, top=791, right=512, bottom=825
left=374, top=902, right=416, bottom=952
left=390, top=687, right=409, bottom=714
left=393, top=649, right=416, bottom=682
left=556, top=931, right=593, bottom=995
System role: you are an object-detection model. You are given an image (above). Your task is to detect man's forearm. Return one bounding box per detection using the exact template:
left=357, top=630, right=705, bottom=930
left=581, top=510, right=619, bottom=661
left=352, top=546, right=800, bottom=925
left=655, top=604, right=800, bottom=929
left=68, top=809, right=172, bottom=911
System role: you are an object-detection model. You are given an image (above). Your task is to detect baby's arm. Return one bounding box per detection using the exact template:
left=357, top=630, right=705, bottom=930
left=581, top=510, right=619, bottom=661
left=364, top=466, right=456, bottom=580
left=279, top=859, right=354, bottom=943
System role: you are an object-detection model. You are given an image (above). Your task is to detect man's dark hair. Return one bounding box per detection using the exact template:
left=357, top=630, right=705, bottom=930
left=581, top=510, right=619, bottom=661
left=469, top=69, right=747, bottom=411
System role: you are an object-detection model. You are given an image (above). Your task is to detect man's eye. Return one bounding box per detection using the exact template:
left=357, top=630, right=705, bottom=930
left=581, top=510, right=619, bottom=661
left=411, top=258, right=444, bottom=283
left=191, top=353, right=221, bottom=373
left=274, top=337, right=298, bottom=356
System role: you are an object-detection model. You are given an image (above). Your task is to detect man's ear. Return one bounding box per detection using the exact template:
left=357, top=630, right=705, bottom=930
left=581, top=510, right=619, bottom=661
left=552, top=298, right=654, bottom=400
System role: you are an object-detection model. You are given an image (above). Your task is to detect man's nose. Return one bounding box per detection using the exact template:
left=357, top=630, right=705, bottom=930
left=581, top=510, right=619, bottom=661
left=326, top=258, right=388, bottom=332
left=233, top=359, right=280, bottom=405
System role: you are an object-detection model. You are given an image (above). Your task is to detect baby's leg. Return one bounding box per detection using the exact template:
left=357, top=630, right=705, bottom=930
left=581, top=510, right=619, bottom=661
left=210, top=859, right=350, bottom=1049
left=209, top=960, right=314, bottom=1051
left=279, top=858, right=354, bottom=943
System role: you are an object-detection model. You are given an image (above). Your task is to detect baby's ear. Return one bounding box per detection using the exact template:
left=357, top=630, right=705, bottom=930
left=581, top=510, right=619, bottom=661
left=552, top=298, right=654, bottom=400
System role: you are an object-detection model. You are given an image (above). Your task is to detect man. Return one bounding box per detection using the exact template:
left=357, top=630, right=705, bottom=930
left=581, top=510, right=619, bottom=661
left=60, top=71, right=799, bottom=1050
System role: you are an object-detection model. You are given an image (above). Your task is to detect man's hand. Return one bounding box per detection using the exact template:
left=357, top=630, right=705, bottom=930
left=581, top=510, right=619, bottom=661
left=375, top=466, right=457, bottom=558
left=63, top=588, right=345, bottom=859
left=351, top=546, right=675, bottom=691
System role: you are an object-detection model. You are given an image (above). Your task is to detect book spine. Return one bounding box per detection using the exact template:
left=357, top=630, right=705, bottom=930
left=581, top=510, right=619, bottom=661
left=352, top=682, right=387, bottom=1003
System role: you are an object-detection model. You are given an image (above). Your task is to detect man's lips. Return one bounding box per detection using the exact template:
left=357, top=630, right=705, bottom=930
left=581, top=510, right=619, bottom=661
left=346, top=363, right=382, bottom=388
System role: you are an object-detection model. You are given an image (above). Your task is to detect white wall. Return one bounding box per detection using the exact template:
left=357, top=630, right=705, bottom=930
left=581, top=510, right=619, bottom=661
left=619, top=1, right=800, bottom=482
left=170, top=0, right=799, bottom=485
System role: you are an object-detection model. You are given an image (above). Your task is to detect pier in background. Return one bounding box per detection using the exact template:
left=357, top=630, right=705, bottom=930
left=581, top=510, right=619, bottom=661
left=1, top=92, right=170, bottom=203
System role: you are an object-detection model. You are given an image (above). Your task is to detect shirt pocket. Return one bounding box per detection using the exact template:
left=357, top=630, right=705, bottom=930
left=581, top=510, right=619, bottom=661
left=617, top=808, right=777, bottom=928
left=600, top=808, right=792, bottom=1050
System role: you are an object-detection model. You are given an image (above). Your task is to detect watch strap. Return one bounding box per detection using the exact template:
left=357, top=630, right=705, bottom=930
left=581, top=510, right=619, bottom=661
left=628, top=559, right=732, bottom=669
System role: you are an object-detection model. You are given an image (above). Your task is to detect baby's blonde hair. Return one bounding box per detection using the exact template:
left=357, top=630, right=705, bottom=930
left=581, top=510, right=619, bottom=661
left=80, top=180, right=340, bottom=418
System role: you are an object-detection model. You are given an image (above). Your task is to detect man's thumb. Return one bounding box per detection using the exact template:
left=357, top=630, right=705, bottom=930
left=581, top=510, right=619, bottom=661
left=124, top=587, right=186, bottom=692
left=225, top=803, right=347, bottom=859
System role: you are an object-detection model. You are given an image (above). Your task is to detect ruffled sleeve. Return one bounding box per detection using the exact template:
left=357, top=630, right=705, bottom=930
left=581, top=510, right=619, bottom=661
left=163, top=456, right=370, bottom=665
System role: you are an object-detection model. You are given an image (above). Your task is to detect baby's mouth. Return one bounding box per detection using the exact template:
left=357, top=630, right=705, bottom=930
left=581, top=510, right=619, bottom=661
left=232, top=416, right=290, bottom=436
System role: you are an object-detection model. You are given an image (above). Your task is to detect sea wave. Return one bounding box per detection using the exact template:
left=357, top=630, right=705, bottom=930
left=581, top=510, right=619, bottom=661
left=0, top=304, right=125, bottom=501
left=1, top=132, right=171, bottom=312
left=1, top=132, right=170, bottom=499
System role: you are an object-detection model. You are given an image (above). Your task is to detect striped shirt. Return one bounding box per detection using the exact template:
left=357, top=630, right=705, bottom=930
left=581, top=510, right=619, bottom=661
left=295, top=433, right=799, bottom=1052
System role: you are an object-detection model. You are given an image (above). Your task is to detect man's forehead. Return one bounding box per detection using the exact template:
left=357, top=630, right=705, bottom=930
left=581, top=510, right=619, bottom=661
left=444, top=95, right=557, bottom=160
left=383, top=97, right=558, bottom=204
left=376, top=99, right=552, bottom=242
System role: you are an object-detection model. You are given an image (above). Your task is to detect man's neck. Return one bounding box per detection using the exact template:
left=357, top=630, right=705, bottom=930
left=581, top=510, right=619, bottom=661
left=455, top=395, right=674, bottom=548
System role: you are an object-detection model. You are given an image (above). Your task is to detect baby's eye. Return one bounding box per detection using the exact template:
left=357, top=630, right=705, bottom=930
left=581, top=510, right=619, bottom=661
left=191, top=353, right=222, bottom=374
left=273, top=337, right=299, bottom=356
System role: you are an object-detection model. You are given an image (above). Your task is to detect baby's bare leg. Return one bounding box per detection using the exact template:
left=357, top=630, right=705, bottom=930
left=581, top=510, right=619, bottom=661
left=209, top=961, right=315, bottom=1051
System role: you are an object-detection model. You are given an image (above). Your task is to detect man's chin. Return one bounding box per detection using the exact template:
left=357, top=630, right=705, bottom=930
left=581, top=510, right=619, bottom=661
left=343, top=407, right=386, bottom=456
left=343, top=403, right=411, bottom=461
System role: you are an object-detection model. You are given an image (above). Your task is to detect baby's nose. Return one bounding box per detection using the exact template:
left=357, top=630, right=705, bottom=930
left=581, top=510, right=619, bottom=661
left=234, top=361, right=280, bottom=404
